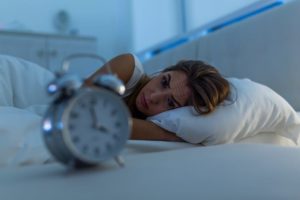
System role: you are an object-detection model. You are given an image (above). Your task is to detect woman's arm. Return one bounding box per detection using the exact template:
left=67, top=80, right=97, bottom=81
left=84, top=53, right=135, bottom=87
left=131, top=118, right=184, bottom=142
left=84, top=53, right=184, bottom=142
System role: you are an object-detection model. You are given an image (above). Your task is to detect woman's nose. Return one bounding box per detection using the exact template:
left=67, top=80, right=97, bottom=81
left=150, top=91, right=166, bottom=104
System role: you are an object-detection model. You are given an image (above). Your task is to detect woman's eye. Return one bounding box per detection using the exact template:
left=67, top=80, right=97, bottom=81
left=168, top=98, right=176, bottom=109
left=161, top=76, right=168, bottom=88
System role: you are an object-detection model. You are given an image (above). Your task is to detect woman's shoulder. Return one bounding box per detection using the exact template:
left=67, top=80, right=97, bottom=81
left=85, top=53, right=142, bottom=85
left=123, top=54, right=145, bottom=97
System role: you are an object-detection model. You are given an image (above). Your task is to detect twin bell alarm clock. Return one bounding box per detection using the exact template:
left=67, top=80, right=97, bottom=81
left=42, top=54, right=132, bottom=168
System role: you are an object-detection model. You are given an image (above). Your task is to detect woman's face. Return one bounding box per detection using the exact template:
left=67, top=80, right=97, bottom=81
left=136, top=70, right=192, bottom=116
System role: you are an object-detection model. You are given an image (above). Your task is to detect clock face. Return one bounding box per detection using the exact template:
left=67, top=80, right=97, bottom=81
left=62, top=89, right=131, bottom=164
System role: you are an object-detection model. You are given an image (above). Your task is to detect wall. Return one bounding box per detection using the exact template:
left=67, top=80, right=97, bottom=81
left=131, top=0, right=284, bottom=53
left=0, top=0, right=289, bottom=59
left=184, top=0, right=264, bottom=31
left=131, top=0, right=182, bottom=52
left=0, top=0, right=133, bottom=59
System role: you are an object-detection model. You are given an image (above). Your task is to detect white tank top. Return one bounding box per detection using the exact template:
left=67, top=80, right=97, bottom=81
left=122, top=54, right=145, bottom=97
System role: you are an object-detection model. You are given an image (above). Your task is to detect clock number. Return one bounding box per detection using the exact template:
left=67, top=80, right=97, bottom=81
left=69, top=123, right=75, bottom=130
left=70, top=111, right=79, bottom=119
left=106, top=143, right=112, bottom=151
left=111, top=109, right=117, bottom=116
left=112, top=134, right=120, bottom=141
left=94, top=147, right=100, bottom=156
left=72, top=136, right=80, bottom=143
left=115, top=121, right=121, bottom=128
left=82, top=145, right=89, bottom=154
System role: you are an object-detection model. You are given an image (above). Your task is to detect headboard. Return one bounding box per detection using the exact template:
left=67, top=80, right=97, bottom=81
left=142, top=0, right=300, bottom=110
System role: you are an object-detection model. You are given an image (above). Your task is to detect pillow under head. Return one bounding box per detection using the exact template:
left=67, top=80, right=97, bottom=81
left=147, top=78, right=300, bottom=145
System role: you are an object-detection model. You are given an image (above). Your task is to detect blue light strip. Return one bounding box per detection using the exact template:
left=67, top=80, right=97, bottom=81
left=150, top=37, right=189, bottom=55
left=141, top=0, right=284, bottom=61
left=207, top=1, right=284, bottom=32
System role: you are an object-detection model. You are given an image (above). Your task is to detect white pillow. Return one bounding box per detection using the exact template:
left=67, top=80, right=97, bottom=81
left=0, top=55, right=54, bottom=166
left=0, top=55, right=54, bottom=107
left=0, top=107, right=50, bottom=167
left=0, top=55, right=54, bottom=115
left=147, top=78, right=300, bottom=145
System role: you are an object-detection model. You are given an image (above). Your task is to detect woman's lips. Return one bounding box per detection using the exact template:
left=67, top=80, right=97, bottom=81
left=141, top=93, right=149, bottom=109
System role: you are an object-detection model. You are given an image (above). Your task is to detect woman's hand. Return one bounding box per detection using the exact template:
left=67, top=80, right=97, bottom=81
left=130, top=118, right=184, bottom=142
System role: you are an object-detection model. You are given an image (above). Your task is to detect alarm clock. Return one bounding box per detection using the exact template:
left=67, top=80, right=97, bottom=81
left=42, top=67, right=131, bottom=168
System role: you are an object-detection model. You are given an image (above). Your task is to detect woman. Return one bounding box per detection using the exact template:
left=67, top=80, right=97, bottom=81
left=84, top=53, right=230, bottom=142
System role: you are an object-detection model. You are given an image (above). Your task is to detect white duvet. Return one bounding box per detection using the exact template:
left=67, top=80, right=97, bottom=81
left=0, top=55, right=54, bottom=166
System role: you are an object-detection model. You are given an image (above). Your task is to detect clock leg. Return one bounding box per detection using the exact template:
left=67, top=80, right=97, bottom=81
left=114, top=155, right=125, bottom=167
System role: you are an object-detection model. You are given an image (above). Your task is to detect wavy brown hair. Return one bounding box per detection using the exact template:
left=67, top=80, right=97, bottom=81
left=163, top=60, right=230, bottom=114
left=124, top=60, right=230, bottom=117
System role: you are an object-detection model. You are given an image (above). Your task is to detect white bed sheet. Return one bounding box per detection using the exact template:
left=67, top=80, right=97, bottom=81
left=1, top=143, right=300, bottom=200
left=0, top=108, right=298, bottom=167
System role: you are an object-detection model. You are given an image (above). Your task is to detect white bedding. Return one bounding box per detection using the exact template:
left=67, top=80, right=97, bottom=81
left=0, top=55, right=299, bottom=167
left=1, top=143, right=300, bottom=200
left=0, top=56, right=300, bottom=199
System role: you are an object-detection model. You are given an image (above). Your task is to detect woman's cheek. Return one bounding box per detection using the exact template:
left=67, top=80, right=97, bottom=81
left=151, top=105, right=164, bottom=116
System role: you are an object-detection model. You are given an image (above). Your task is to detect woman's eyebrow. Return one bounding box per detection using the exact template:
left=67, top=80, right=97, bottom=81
left=166, top=74, right=171, bottom=85
left=167, top=74, right=182, bottom=107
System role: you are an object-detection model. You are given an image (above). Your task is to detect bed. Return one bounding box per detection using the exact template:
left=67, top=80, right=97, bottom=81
left=0, top=56, right=299, bottom=199
left=1, top=141, right=300, bottom=200
left=1, top=0, right=300, bottom=199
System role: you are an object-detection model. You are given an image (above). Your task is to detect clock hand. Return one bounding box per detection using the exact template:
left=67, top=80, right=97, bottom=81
left=95, top=121, right=113, bottom=134
left=97, top=125, right=109, bottom=133
left=90, top=105, right=112, bottom=134
left=89, top=106, right=98, bottom=128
